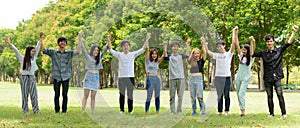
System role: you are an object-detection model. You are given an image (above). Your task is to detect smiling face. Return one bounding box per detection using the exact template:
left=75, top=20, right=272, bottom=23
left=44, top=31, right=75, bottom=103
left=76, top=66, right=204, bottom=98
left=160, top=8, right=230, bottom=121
left=242, top=47, right=248, bottom=55
left=93, top=47, right=99, bottom=57
left=151, top=51, right=158, bottom=60
left=58, top=40, right=67, bottom=49
left=266, top=38, right=274, bottom=50
left=30, top=48, right=36, bottom=58
left=193, top=50, right=201, bottom=60
left=216, top=44, right=225, bottom=53
left=122, top=42, right=130, bottom=53
left=171, top=44, right=179, bottom=54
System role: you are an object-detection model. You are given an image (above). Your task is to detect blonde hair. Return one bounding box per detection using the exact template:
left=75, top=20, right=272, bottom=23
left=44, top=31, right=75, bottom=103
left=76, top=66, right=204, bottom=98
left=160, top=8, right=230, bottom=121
left=189, top=48, right=202, bottom=67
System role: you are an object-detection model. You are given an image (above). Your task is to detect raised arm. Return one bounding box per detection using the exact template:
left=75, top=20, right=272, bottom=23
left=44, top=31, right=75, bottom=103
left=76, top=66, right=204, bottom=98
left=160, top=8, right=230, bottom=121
left=234, top=27, right=241, bottom=55
left=288, top=25, right=298, bottom=44
left=4, top=37, right=23, bottom=61
left=201, top=37, right=207, bottom=60
left=100, top=36, right=109, bottom=59
left=143, top=34, right=150, bottom=50
left=185, top=39, right=191, bottom=56
left=249, top=36, right=256, bottom=56
left=107, top=34, right=112, bottom=50
left=34, top=32, right=43, bottom=58
left=145, top=34, right=150, bottom=61
left=230, top=26, right=238, bottom=53
left=75, top=34, right=81, bottom=54
left=206, top=40, right=213, bottom=57
left=40, top=33, right=45, bottom=52
left=158, top=40, right=168, bottom=63
left=78, top=33, right=89, bottom=59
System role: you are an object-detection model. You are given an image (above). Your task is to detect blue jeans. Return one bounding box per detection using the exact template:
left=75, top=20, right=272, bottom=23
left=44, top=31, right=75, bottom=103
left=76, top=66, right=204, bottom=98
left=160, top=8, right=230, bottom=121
left=145, top=76, right=161, bottom=112
left=215, top=77, right=231, bottom=112
left=189, top=76, right=205, bottom=114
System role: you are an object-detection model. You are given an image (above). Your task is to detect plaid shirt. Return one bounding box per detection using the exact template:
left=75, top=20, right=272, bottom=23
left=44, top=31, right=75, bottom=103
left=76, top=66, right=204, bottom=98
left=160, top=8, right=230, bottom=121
left=43, top=48, right=79, bottom=81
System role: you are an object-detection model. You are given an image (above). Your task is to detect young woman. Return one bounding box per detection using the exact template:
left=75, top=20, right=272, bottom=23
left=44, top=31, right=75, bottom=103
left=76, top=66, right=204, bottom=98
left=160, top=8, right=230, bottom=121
left=107, top=34, right=149, bottom=114
left=144, top=40, right=168, bottom=114
left=234, top=28, right=256, bottom=116
left=188, top=37, right=207, bottom=116
left=4, top=32, right=43, bottom=114
left=79, top=33, right=108, bottom=113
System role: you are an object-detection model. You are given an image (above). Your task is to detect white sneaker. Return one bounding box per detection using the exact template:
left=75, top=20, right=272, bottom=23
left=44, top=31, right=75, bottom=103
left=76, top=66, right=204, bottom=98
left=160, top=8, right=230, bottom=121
left=282, top=114, right=287, bottom=119
left=129, top=111, right=133, bottom=114
left=120, top=111, right=124, bottom=114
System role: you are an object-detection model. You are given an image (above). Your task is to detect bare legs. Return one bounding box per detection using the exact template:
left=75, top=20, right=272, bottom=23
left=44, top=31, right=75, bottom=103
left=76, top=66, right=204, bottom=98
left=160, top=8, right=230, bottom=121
left=82, top=89, right=97, bottom=113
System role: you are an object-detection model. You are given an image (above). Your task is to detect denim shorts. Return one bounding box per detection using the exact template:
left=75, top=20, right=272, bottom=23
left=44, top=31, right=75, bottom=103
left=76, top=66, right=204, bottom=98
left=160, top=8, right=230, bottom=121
left=82, top=72, right=100, bottom=91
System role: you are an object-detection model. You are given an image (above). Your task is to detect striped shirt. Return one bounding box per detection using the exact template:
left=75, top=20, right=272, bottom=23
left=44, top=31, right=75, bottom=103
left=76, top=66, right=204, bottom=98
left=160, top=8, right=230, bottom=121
left=43, top=48, right=79, bottom=81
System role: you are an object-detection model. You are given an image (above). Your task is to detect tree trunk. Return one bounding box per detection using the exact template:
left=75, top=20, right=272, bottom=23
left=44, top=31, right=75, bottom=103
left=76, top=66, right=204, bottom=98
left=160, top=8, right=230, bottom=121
left=230, top=55, right=235, bottom=91
left=286, top=65, right=289, bottom=84
left=259, top=58, right=265, bottom=90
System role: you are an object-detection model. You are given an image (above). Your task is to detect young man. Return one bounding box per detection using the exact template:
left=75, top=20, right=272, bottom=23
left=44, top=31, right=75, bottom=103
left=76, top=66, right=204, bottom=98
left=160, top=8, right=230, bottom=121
left=107, top=35, right=149, bottom=114
left=41, top=35, right=80, bottom=113
left=164, top=40, right=190, bottom=114
left=207, top=27, right=237, bottom=116
left=252, top=25, right=298, bottom=118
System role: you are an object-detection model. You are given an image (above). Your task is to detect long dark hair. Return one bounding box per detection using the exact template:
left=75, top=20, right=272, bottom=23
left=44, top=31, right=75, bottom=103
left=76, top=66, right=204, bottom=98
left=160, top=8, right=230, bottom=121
left=90, top=45, right=100, bottom=65
left=23, top=46, right=35, bottom=70
left=149, top=48, right=159, bottom=62
left=242, top=44, right=251, bottom=66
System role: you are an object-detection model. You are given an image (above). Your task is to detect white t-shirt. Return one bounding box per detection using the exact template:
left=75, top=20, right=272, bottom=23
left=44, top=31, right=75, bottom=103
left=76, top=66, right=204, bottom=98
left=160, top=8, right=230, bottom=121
left=110, top=48, right=144, bottom=78
left=213, top=51, right=233, bottom=77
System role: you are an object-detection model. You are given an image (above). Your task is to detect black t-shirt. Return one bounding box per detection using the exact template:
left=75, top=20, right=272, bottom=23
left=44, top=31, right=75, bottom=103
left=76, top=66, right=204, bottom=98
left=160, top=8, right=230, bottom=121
left=189, top=58, right=205, bottom=73
left=252, top=42, right=290, bottom=82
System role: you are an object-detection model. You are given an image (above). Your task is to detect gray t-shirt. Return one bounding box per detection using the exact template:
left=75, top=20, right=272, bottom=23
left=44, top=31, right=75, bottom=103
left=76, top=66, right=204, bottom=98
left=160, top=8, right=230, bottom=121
left=80, top=41, right=107, bottom=70
left=146, top=59, right=160, bottom=75
left=165, top=54, right=188, bottom=79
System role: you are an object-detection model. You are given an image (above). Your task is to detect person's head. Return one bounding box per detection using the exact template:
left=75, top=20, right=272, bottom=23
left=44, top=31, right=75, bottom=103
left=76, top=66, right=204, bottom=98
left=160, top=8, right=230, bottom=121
left=23, top=46, right=35, bottom=70
left=90, top=45, right=100, bottom=65
left=120, top=40, right=130, bottom=53
left=216, top=40, right=226, bottom=53
left=189, top=48, right=201, bottom=67
left=191, top=48, right=201, bottom=60
left=57, top=36, right=68, bottom=49
left=171, top=41, right=180, bottom=54
left=149, top=48, right=159, bottom=62
left=265, top=34, right=275, bottom=50
left=242, top=44, right=251, bottom=66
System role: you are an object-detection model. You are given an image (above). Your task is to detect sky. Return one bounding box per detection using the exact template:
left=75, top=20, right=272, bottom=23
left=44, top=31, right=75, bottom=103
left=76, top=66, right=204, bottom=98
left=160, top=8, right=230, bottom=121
left=0, top=0, right=56, bottom=29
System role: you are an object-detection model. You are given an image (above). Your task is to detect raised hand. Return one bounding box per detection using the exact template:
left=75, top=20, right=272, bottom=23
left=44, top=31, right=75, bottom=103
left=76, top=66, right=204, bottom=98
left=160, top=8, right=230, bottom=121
left=39, top=32, right=44, bottom=38
left=186, top=39, right=191, bottom=46
left=146, top=34, right=151, bottom=42
left=107, top=34, right=111, bottom=49
left=77, top=33, right=82, bottom=43
left=233, top=26, right=238, bottom=34
left=163, top=40, right=168, bottom=47
left=292, top=25, right=298, bottom=32
left=4, top=37, right=10, bottom=43
left=249, top=36, right=255, bottom=42
left=201, top=37, right=205, bottom=44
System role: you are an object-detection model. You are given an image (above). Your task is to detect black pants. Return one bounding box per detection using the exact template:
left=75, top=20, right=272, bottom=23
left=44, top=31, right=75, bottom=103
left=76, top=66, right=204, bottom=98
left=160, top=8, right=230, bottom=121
left=118, top=77, right=134, bottom=112
left=53, top=79, right=69, bottom=113
left=265, top=80, right=286, bottom=116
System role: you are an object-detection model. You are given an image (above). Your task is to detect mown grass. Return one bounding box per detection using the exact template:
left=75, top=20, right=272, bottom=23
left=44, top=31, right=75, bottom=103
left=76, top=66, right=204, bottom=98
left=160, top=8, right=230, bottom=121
left=1, top=82, right=300, bottom=128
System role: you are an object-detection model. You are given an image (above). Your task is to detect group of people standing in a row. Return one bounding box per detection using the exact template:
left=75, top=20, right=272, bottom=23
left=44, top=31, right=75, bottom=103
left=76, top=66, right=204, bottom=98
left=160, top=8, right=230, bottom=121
left=4, top=25, right=298, bottom=119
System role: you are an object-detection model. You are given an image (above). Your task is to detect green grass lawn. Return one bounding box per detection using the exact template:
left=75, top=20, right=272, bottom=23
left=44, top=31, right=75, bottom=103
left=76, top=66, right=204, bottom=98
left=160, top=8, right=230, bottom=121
left=1, top=82, right=300, bottom=128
